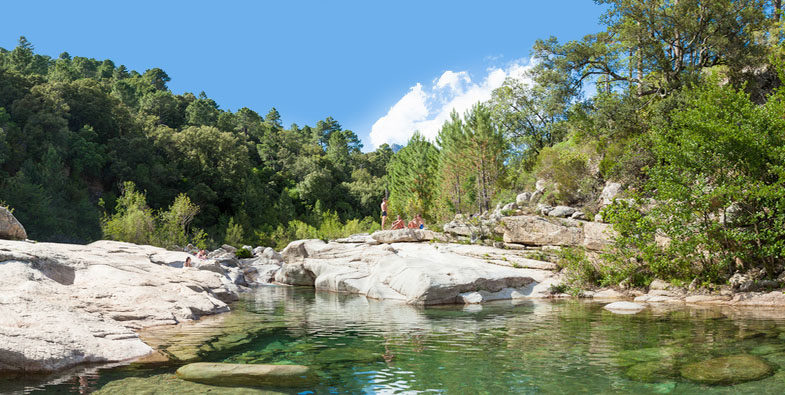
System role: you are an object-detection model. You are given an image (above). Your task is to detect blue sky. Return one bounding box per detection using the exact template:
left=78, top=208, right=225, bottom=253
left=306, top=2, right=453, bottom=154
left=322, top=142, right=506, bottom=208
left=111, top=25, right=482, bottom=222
left=0, top=1, right=607, bottom=151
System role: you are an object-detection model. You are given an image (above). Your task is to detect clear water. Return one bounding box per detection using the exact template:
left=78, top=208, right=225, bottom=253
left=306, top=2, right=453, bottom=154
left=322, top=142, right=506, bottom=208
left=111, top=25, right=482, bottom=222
left=5, top=286, right=785, bottom=394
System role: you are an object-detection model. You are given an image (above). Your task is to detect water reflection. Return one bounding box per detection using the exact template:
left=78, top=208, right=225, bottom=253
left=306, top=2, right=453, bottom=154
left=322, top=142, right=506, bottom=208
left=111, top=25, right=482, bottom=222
left=7, top=286, right=785, bottom=394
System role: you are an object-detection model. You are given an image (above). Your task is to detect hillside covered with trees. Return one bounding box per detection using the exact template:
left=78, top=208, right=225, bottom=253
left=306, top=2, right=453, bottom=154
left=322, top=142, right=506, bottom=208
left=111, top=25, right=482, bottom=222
left=0, top=38, right=390, bottom=247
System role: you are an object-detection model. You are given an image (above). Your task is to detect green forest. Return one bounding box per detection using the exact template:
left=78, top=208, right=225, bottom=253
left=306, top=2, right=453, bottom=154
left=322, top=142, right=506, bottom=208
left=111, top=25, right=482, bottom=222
left=0, top=36, right=391, bottom=248
left=2, top=0, right=785, bottom=287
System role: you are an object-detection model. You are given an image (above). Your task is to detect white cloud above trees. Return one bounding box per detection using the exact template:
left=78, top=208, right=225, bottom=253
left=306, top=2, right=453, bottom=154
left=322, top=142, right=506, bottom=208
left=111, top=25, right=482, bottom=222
left=369, top=60, right=531, bottom=149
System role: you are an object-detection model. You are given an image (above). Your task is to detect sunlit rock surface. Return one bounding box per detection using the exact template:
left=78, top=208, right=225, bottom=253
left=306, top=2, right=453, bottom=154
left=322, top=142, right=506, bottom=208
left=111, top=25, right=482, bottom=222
left=275, top=239, right=560, bottom=305
left=0, top=239, right=237, bottom=373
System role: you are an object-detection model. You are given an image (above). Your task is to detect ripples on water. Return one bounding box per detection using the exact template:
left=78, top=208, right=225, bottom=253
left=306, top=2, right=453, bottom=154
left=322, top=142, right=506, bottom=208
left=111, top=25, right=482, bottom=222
left=7, top=286, right=785, bottom=394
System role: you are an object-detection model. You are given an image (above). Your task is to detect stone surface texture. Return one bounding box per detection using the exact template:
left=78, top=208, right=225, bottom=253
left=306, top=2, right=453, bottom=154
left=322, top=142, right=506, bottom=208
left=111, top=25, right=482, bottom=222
left=680, top=354, right=773, bottom=385
left=501, top=215, right=616, bottom=251
left=176, top=362, right=315, bottom=387
left=0, top=207, right=27, bottom=240
left=274, top=239, right=560, bottom=305
left=0, top=239, right=237, bottom=373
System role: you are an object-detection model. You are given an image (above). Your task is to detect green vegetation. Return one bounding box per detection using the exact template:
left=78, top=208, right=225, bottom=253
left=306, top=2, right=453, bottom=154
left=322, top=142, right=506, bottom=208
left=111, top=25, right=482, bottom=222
left=382, top=0, right=785, bottom=288
left=0, top=38, right=389, bottom=246
left=3, top=1, right=785, bottom=289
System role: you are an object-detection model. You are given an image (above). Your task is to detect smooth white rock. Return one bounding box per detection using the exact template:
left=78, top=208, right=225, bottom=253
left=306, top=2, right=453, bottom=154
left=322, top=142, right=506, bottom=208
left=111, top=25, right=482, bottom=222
left=604, top=301, right=646, bottom=314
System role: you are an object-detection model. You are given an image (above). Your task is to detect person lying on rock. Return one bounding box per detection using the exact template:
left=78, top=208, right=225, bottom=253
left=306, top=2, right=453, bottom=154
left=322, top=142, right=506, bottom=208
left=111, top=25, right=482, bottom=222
left=390, top=215, right=405, bottom=230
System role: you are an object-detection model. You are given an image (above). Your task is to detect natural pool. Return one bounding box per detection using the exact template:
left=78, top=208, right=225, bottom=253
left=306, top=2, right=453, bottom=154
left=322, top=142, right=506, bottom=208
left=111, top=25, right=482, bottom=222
left=7, top=286, right=785, bottom=394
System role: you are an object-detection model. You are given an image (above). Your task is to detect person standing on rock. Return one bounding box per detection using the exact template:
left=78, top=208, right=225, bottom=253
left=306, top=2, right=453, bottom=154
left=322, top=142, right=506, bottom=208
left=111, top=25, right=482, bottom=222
left=381, top=198, right=389, bottom=229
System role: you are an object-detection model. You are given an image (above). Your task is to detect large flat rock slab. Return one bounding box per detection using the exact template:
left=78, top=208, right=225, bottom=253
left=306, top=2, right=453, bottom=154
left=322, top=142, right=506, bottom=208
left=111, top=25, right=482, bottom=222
left=0, top=239, right=238, bottom=373
left=275, top=240, right=559, bottom=305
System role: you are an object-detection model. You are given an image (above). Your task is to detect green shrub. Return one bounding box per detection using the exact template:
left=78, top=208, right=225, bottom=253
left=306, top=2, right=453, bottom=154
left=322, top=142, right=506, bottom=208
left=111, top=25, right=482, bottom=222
left=557, top=247, right=599, bottom=289
left=534, top=142, right=598, bottom=205
left=235, top=248, right=252, bottom=259
left=102, top=181, right=205, bottom=250
left=224, top=217, right=245, bottom=247
left=101, top=182, right=155, bottom=246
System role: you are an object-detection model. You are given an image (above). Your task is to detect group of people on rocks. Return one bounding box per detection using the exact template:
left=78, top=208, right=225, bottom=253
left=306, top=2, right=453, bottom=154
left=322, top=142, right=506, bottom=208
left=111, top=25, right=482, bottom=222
left=380, top=198, right=426, bottom=230
left=184, top=248, right=209, bottom=268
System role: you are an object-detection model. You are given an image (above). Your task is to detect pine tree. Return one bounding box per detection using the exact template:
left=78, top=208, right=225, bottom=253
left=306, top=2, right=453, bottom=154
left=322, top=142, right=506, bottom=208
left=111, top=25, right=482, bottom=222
left=387, top=132, right=439, bottom=222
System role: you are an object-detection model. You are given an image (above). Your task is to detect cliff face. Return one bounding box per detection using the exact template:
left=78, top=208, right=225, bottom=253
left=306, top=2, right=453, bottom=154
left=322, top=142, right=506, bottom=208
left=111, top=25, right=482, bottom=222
left=0, top=239, right=237, bottom=373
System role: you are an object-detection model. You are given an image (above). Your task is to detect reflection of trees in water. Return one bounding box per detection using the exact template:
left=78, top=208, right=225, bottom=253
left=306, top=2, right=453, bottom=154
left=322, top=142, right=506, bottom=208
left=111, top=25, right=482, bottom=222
left=139, top=287, right=785, bottom=394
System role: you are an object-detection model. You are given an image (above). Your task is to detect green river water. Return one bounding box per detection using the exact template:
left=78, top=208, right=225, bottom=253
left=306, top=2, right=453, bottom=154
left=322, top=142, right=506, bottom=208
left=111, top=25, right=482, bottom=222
left=5, top=286, right=785, bottom=394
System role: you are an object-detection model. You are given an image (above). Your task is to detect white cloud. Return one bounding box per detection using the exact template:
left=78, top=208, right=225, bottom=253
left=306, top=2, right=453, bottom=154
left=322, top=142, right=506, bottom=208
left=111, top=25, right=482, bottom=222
left=369, top=59, right=532, bottom=149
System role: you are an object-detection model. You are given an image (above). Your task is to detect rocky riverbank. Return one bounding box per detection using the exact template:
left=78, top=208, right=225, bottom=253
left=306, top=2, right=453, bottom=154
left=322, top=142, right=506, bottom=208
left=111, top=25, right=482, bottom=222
left=4, top=209, right=785, bottom=377
left=0, top=239, right=238, bottom=373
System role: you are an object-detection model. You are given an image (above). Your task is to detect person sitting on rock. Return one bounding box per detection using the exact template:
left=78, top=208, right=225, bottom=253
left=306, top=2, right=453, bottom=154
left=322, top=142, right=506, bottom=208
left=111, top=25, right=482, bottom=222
left=415, top=214, right=425, bottom=229
left=407, top=217, right=418, bottom=229
left=196, top=249, right=207, bottom=260
left=390, top=215, right=405, bottom=230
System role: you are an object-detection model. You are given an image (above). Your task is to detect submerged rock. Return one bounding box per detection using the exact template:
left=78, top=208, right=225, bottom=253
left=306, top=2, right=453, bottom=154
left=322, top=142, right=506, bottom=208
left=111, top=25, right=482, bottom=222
left=625, top=360, right=678, bottom=383
left=176, top=362, right=316, bottom=387
left=94, top=373, right=285, bottom=394
left=680, top=354, right=773, bottom=385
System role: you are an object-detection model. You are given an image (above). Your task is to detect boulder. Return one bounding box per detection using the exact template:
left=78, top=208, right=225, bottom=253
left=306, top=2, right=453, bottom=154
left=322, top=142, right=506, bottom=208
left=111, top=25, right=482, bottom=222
left=276, top=241, right=555, bottom=305
left=548, top=206, right=576, bottom=218
left=252, top=246, right=265, bottom=256
left=176, top=362, right=316, bottom=387
left=207, top=248, right=239, bottom=267
left=501, top=215, right=615, bottom=251
left=0, top=207, right=27, bottom=240
left=502, top=216, right=582, bottom=247
left=0, top=239, right=235, bottom=373
left=536, top=203, right=553, bottom=216
left=599, top=182, right=623, bottom=207
left=680, top=355, right=773, bottom=385
left=370, top=229, right=436, bottom=244
left=274, top=262, right=315, bottom=285
left=570, top=211, right=585, bottom=220
left=281, top=239, right=326, bottom=261
left=221, top=244, right=237, bottom=254
left=649, top=279, right=670, bottom=291
left=535, top=179, right=547, bottom=192
left=502, top=202, right=517, bottom=212
left=242, top=264, right=280, bottom=284
left=442, top=220, right=499, bottom=239
left=604, top=301, right=646, bottom=314
left=529, top=190, right=543, bottom=204
left=581, top=222, right=616, bottom=251
left=262, top=247, right=283, bottom=261
left=241, top=245, right=252, bottom=252
left=516, top=192, right=532, bottom=206
left=195, top=261, right=225, bottom=275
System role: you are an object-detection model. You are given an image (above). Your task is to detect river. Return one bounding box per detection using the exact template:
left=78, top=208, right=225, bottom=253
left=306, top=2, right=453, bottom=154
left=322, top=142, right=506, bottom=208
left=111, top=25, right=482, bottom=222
left=6, top=286, right=785, bottom=393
